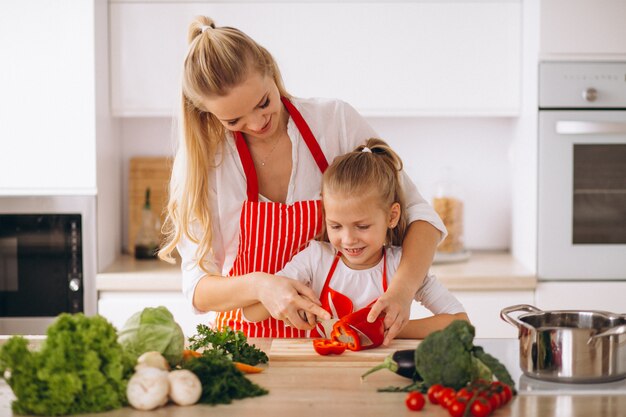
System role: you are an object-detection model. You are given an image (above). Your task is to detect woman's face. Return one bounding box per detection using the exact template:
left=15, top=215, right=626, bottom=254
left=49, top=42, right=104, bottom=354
left=201, top=71, right=284, bottom=140
left=324, top=191, right=400, bottom=270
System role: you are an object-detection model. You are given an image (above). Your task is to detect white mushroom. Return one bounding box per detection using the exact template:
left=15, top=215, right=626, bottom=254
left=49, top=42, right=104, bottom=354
left=167, top=369, right=202, bottom=406
left=136, top=351, right=169, bottom=371
left=126, top=367, right=170, bottom=410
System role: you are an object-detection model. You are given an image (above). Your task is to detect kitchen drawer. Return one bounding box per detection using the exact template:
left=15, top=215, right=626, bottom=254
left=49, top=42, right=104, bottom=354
left=535, top=282, right=626, bottom=313
left=411, top=289, right=535, bottom=338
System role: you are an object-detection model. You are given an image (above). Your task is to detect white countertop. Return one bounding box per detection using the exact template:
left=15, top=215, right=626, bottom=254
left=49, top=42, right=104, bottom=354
left=96, top=251, right=536, bottom=292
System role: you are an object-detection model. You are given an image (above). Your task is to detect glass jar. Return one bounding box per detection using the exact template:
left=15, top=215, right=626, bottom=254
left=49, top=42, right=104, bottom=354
left=433, top=170, right=465, bottom=254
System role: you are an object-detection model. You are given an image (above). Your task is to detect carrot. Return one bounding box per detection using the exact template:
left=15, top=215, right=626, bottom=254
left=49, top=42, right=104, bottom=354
left=233, top=361, right=264, bottom=374
left=182, top=349, right=202, bottom=361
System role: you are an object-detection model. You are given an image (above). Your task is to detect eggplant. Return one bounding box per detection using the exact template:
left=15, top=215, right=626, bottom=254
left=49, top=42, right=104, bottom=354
left=360, top=349, right=417, bottom=380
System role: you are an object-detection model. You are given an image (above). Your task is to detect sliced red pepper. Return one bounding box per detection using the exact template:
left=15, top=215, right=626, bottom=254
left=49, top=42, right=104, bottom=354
left=333, top=306, right=385, bottom=351
left=331, top=321, right=362, bottom=351
left=312, top=338, right=347, bottom=355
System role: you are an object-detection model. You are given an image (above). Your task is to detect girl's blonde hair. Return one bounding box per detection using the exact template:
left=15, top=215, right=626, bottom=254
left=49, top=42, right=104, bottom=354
left=321, top=138, right=409, bottom=246
left=158, top=16, right=290, bottom=272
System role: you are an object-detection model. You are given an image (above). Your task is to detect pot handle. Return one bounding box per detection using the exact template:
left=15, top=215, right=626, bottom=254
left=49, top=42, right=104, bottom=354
left=588, top=324, right=626, bottom=344
left=500, top=304, right=542, bottom=330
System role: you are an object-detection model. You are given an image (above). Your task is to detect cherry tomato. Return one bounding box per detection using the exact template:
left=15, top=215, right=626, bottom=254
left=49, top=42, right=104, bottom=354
left=487, top=393, right=501, bottom=410
left=470, top=398, right=492, bottom=417
left=456, top=388, right=473, bottom=402
left=405, top=391, right=425, bottom=411
left=439, top=387, right=457, bottom=409
left=448, top=400, right=467, bottom=417
left=427, top=384, right=444, bottom=404
left=501, top=384, right=513, bottom=404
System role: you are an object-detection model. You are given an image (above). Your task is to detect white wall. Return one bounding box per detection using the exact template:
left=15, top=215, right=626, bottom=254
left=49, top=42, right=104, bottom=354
left=119, top=117, right=514, bottom=252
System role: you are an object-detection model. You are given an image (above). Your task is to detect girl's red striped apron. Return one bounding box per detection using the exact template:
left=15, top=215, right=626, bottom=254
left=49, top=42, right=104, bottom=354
left=215, top=97, right=329, bottom=338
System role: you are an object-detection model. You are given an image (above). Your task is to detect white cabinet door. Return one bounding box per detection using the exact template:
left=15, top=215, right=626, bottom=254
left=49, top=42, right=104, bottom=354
left=110, top=1, right=521, bottom=117
left=98, top=291, right=216, bottom=338
left=535, top=282, right=626, bottom=313
left=0, top=1, right=97, bottom=194
left=541, top=0, right=626, bottom=57
left=411, top=290, right=535, bottom=338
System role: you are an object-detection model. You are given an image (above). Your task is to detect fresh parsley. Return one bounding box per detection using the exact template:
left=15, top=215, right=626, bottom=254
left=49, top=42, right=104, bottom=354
left=187, top=325, right=269, bottom=366
left=182, top=350, right=268, bottom=405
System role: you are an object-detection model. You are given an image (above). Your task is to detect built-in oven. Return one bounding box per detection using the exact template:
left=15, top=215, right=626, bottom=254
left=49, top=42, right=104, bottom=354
left=0, top=196, right=96, bottom=334
left=538, top=62, right=626, bottom=280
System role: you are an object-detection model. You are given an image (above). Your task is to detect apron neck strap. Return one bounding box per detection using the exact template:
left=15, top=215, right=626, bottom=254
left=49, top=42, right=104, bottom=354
left=320, top=249, right=389, bottom=300
left=280, top=97, right=329, bottom=173
left=234, top=97, right=329, bottom=202
left=234, top=131, right=259, bottom=201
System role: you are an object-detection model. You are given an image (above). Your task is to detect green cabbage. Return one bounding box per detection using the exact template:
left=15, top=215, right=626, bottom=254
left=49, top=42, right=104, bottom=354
left=0, top=314, right=129, bottom=416
left=117, top=306, right=185, bottom=367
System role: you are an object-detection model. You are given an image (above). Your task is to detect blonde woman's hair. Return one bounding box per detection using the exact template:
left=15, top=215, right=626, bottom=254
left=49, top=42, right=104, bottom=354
left=321, top=138, right=409, bottom=246
left=158, top=16, right=290, bottom=272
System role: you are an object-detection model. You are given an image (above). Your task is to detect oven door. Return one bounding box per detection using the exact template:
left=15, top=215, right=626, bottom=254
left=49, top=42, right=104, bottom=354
left=538, top=110, right=626, bottom=279
left=0, top=195, right=96, bottom=334
left=0, top=214, right=83, bottom=317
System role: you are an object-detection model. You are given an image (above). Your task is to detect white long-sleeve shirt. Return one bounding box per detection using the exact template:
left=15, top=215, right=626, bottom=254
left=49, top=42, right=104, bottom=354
left=177, top=97, right=447, bottom=309
left=277, top=241, right=465, bottom=314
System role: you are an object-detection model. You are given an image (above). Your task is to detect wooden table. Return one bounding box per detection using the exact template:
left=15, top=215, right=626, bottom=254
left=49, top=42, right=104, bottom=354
left=1, top=338, right=625, bottom=417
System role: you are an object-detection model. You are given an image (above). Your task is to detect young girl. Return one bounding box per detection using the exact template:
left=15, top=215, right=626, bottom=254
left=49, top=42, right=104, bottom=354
left=243, top=138, right=468, bottom=339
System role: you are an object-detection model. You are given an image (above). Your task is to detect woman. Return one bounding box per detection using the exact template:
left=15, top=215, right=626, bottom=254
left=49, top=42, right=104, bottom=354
left=159, top=16, right=446, bottom=344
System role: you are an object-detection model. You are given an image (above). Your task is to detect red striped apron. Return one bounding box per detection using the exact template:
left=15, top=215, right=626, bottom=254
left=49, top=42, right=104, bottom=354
left=216, top=97, right=329, bottom=338
left=313, top=251, right=388, bottom=338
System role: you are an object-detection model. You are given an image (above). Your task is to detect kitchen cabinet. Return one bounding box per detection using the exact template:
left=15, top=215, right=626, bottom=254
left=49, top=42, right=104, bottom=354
left=411, top=290, right=535, bottom=339
left=98, top=291, right=215, bottom=337
left=110, top=0, right=521, bottom=117
left=0, top=1, right=97, bottom=194
left=0, top=0, right=122, bottom=280
left=535, top=282, right=626, bottom=313
left=540, top=0, right=626, bottom=58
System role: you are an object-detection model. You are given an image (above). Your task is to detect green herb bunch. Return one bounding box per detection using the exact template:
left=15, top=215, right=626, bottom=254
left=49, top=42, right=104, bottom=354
left=182, top=349, right=267, bottom=405
left=188, top=325, right=268, bottom=365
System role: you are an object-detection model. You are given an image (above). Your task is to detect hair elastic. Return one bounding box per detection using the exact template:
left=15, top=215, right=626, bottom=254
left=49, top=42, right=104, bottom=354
left=362, top=147, right=372, bottom=153
left=200, top=25, right=212, bottom=33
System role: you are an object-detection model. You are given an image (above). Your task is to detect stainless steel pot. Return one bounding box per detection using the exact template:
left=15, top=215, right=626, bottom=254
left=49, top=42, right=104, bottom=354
left=501, top=304, right=626, bottom=383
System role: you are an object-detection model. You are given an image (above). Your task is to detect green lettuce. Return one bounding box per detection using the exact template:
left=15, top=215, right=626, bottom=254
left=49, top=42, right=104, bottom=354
left=117, top=306, right=185, bottom=367
left=0, top=314, right=129, bottom=416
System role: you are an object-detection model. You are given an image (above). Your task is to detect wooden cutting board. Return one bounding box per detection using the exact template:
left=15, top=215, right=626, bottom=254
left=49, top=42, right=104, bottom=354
left=269, top=338, right=421, bottom=367
left=128, top=157, right=172, bottom=255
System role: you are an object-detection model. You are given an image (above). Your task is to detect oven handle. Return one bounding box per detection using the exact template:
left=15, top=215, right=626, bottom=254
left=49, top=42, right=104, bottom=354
left=556, top=121, right=626, bottom=135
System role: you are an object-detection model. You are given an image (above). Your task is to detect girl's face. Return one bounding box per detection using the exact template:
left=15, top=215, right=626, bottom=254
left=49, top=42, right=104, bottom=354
left=201, top=71, right=284, bottom=140
left=324, top=191, right=401, bottom=270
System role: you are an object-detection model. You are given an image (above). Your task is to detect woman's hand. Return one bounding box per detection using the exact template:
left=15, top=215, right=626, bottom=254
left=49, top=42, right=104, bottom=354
left=255, top=274, right=331, bottom=330
left=367, top=284, right=414, bottom=345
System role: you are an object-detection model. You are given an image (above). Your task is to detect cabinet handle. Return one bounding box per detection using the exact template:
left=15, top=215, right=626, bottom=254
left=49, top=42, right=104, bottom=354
left=556, top=121, right=626, bottom=135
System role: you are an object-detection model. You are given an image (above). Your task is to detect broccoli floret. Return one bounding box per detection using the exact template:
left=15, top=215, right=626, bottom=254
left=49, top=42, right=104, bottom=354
left=414, top=320, right=492, bottom=390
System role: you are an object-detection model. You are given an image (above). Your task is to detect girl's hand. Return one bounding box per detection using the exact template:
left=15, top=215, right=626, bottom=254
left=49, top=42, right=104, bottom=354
left=256, top=274, right=330, bottom=330
left=367, top=286, right=414, bottom=345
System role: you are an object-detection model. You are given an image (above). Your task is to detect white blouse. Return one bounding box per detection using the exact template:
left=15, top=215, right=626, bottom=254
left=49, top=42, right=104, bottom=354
left=177, top=97, right=447, bottom=310
left=278, top=241, right=465, bottom=315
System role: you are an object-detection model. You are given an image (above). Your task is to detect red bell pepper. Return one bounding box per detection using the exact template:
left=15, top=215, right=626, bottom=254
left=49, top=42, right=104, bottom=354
left=332, top=306, right=385, bottom=351
left=312, top=338, right=347, bottom=355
